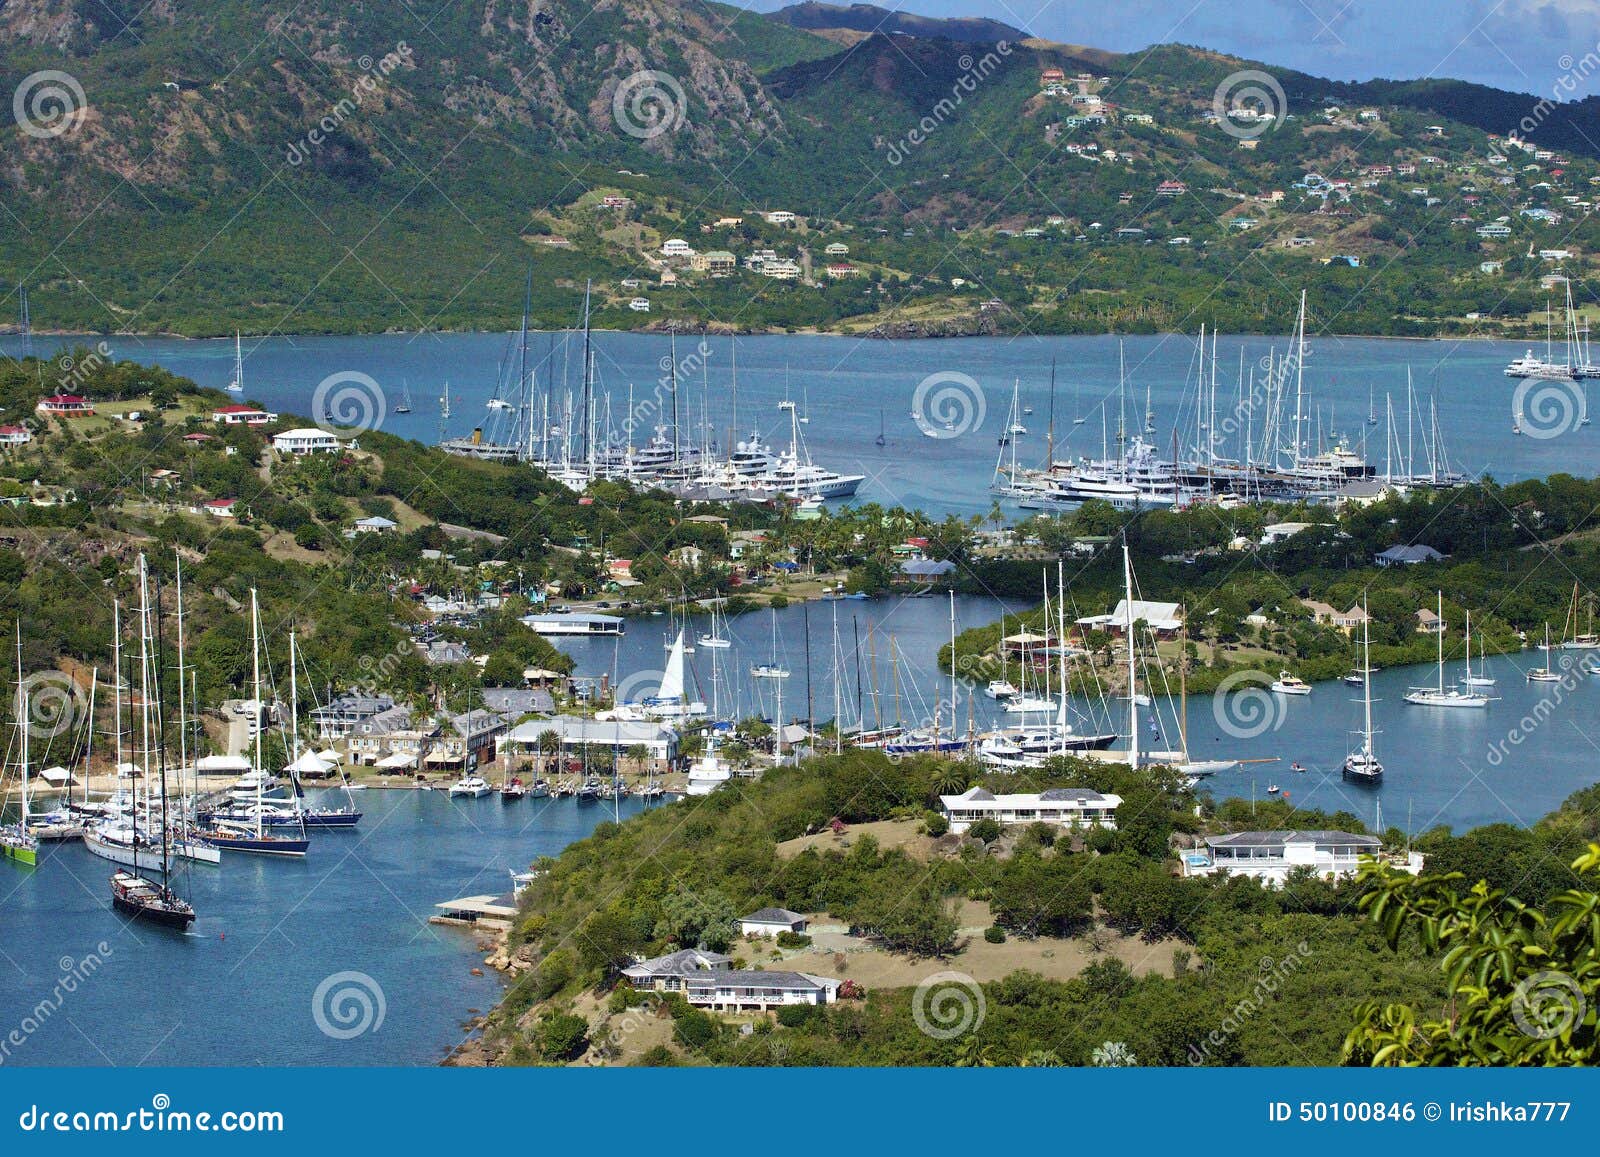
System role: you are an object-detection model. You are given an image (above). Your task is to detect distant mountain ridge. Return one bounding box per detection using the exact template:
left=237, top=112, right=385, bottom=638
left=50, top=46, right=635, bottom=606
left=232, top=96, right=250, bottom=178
left=1, top=0, right=1596, bottom=339
left=768, top=2, right=1024, bottom=44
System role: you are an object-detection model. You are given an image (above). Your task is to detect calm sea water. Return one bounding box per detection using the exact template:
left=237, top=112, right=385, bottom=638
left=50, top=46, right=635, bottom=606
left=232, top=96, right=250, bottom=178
left=3, top=332, right=1596, bottom=1066
left=1, top=330, right=1590, bottom=518
left=0, top=789, right=654, bottom=1066
left=569, top=597, right=1600, bottom=835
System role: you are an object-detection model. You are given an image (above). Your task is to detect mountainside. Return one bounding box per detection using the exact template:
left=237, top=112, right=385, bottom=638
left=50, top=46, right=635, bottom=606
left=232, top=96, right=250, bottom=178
left=1, top=0, right=1596, bottom=338
left=768, top=1, right=1023, bottom=44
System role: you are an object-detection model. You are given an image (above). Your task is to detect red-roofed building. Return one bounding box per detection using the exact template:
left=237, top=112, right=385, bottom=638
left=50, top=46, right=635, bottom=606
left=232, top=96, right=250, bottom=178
left=203, top=497, right=239, bottom=517
left=36, top=395, right=93, bottom=417
left=0, top=425, right=31, bottom=447
left=183, top=432, right=217, bottom=444
left=212, top=404, right=278, bottom=425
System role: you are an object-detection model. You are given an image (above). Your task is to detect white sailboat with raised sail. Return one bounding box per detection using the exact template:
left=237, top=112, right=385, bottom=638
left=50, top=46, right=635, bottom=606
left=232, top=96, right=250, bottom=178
left=609, top=630, right=707, bottom=722
left=1342, top=598, right=1383, bottom=784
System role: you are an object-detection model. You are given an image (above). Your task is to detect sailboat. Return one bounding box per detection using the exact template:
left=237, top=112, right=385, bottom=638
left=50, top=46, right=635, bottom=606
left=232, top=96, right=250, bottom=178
left=1560, top=582, right=1599, bottom=649
left=1404, top=593, right=1489, bottom=709
left=108, top=556, right=195, bottom=930
left=875, top=410, right=886, bottom=448
left=2, top=675, right=39, bottom=867
left=225, top=331, right=245, bottom=393
left=750, top=609, right=790, bottom=679
left=395, top=380, right=413, bottom=414
left=1458, top=614, right=1496, bottom=688
left=612, top=631, right=707, bottom=721
left=1342, top=599, right=1383, bottom=784
left=198, top=591, right=310, bottom=856
left=698, top=602, right=732, bottom=649
left=1528, top=625, right=1561, bottom=682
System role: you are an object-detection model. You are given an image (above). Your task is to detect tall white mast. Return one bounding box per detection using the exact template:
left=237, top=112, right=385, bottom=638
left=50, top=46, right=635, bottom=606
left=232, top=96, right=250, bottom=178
left=1124, top=538, right=1138, bottom=769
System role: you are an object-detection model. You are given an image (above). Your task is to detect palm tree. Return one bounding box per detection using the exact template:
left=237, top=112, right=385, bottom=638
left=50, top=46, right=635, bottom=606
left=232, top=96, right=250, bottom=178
left=954, top=1037, right=995, bottom=1067
left=625, top=743, right=650, bottom=773
left=537, top=728, right=561, bottom=775
left=931, top=764, right=971, bottom=798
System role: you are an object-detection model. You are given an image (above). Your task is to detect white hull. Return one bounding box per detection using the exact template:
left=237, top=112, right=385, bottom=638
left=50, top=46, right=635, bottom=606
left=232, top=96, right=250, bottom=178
left=83, top=829, right=221, bottom=866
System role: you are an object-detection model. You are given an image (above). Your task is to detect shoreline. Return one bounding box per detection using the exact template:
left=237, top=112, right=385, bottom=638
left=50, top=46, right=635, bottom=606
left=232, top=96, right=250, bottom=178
left=4, top=325, right=1538, bottom=345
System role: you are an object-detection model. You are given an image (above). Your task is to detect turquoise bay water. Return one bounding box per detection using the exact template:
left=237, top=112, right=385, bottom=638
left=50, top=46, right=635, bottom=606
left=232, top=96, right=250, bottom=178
left=2, top=332, right=1598, bottom=1065
left=0, top=789, right=651, bottom=1066
left=2, top=330, right=1590, bottom=518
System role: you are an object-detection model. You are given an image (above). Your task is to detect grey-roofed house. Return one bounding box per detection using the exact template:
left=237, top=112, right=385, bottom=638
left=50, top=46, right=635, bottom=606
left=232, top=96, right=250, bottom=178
left=1375, top=544, right=1444, bottom=567
left=480, top=687, right=554, bottom=719
left=684, top=969, right=840, bottom=1011
left=739, top=907, right=808, bottom=937
left=620, top=948, right=731, bottom=993
left=346, top=705, right=414, bottom=763
left=1182, top=829, right=1422, bottom=884
left=310, top=693, right=397, bottom=740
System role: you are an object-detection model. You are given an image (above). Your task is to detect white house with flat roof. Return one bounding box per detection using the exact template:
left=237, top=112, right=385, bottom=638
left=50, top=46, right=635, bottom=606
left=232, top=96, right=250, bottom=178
left=685, top=970, right=838, bottom=1011
left=939, top=786, right=1121, bottom=833
left=273, top=427, right=341, bottom=455
left=1182, top=830, right=1423, bottom=884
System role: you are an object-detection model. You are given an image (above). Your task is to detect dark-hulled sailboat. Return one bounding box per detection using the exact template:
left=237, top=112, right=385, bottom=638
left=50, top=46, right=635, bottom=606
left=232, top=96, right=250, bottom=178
left=110, top=556, right=195, bottom=930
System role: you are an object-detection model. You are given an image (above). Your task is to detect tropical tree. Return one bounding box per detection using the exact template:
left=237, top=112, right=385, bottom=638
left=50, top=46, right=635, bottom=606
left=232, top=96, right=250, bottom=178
left=1343, top=844, right=1600, bottom=1066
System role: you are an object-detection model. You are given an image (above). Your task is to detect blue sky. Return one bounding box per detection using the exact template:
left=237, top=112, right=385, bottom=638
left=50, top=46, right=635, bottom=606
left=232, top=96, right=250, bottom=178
left=749, top=0, right=1600, bottom=97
